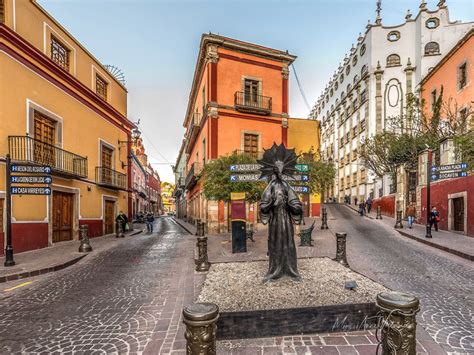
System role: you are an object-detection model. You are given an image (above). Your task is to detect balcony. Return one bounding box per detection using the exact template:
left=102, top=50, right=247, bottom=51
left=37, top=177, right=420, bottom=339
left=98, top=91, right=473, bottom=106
left=9, top=136, right=88, bottom=178
left=234, top=91, right=272, bottom=115
left=185, top=162, right=202, bottom=190
left=95, top=167, right=127, bottom=190
left=185, top=112, right=202, bottom=154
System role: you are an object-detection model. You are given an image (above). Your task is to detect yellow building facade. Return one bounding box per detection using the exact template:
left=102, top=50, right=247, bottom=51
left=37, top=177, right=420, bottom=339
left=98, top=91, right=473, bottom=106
left=287, top=118, right=321, bottom=216
left=0, top=0, right=133, bottom=253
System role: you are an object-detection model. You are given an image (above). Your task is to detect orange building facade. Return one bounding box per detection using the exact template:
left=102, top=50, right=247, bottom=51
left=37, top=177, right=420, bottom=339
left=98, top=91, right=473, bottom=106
left=183, top=34, right=296, bottom=233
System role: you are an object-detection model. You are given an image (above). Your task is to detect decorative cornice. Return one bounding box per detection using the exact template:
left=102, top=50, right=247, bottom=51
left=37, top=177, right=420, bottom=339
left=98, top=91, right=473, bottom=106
left=206, top=44, right=219, bottom=64
left=282, top=66, right=289, bottom=79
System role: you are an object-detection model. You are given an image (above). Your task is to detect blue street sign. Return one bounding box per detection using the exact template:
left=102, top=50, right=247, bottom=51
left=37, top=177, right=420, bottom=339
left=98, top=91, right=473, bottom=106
left=291, top=185, right=310, bottom=194
left=11, top=164, right=52, bottom=174
left=11, top=176, right=52, bottom=184
left=431, top=162, right=468, bottom=173
left=11, top=186, right=51, bottom=195
left=432, top=171, right=468, bottom=181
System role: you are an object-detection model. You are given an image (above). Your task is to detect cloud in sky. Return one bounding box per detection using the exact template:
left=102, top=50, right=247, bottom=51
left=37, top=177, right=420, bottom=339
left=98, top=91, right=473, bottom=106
left=40, top=0, right=474, bottom=182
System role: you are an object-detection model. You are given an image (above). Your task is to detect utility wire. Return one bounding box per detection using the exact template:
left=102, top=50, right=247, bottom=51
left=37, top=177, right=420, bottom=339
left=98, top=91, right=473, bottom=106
left=291, top=63, right=311, bottom=112
left=138, top=127, right=173, bottom=165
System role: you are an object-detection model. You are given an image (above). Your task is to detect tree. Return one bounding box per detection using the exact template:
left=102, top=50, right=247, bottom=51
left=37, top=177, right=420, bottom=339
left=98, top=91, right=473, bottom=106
left=297, top=148, right=336, bottom=195
left=202, top=153, right=265, bottom=203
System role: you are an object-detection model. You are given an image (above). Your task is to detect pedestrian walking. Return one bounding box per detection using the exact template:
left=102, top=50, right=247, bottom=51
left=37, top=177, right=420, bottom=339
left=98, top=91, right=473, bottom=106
left=430, top=206, right=440, bottom=232
left=358, top=202, right=365, bottom=216
left=116, top=211, right=129, bottom=233
left=354, top=197, right=358, bottom=206
left=146, top=212, right=155, bottom=233
left=406, top=203, right=416, bottom=228
left=366, top=197, right=372, bottom=214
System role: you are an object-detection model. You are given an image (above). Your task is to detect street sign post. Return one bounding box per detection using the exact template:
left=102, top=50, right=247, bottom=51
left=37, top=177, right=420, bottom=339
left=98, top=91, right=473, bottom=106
left=229, top=174, right=309, bottom=182
left=11, top=176, right=53, bottom=184
left=4, top=155, right=15, bottom=266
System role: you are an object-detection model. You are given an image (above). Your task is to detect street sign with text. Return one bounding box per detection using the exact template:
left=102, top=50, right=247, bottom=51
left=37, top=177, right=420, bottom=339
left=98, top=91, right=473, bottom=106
left=11, top=165, right=52, bottom=174
left=291, top=185, right=310, bottom=194
left=230, top=174, right=309, bottom=182
left=431, top=171, right=468, bottom=181
left=11, top=186, right=51, bottom=195
left=431, top=163, right=468, bottom=173
left=11, top=176, right=52, bottom=184
left=295, top=164, right=309, bottom=172
left=229, top=164, right=261, bottom=172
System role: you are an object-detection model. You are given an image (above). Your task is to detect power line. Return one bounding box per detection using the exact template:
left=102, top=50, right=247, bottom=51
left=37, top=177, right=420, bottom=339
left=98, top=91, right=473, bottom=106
left=138, top=127, right=172, bottom=164
left=291, top=63, right=311, bottom=112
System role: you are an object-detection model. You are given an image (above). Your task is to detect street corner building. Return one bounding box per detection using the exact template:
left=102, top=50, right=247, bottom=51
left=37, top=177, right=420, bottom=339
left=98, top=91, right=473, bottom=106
left=0, top=0, right=135, bottom=253
left=173, top=33, right=321, bottom=234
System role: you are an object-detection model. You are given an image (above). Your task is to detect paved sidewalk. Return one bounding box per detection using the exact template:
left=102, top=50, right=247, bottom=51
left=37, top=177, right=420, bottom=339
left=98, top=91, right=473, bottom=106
left=0, top=224, right=144, bottom=283
left=344, top=203, right=473, bottom=261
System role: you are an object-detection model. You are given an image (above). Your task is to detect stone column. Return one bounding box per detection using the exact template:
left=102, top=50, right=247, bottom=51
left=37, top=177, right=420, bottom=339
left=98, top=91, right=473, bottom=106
left=183, top=303, right=219, bottom=355
left=374, top=62, right=384, bottom=133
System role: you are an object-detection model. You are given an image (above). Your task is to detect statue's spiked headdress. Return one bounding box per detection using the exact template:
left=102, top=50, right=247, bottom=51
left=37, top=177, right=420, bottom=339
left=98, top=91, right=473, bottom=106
left=257, top=143, right=298, bottom=180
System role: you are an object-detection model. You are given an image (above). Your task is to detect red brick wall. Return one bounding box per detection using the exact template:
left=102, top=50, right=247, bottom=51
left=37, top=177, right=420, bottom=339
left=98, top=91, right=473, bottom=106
left=12, top=223, right=48, bottom=253
left=420, top=175, right=474, bottom=237
left=372, top=195, right=395, bottom=217
left=79, top=219, right=103, bottom=238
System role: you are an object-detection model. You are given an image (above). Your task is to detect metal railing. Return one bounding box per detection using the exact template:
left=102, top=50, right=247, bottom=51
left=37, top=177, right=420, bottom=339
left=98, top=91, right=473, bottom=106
left=9, top=136, right=88, bottom=177
left=234, top=91, right=272, bottom=114
left=95, top=166, right=126, bottom=190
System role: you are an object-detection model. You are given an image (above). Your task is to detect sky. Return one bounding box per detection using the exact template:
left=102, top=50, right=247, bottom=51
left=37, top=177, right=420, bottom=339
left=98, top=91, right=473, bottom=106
left=40, top=0, right=474, bottom=182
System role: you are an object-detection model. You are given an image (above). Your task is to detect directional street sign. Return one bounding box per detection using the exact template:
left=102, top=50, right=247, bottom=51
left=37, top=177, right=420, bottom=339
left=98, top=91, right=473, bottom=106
left=431, top=163, right=468, bottom=173
left=11, top=176, right=52, bottom=184
left=288, top=174, right=309, bottom=182
left=291, top=185, right=310, bottom=194
left=11, top=165, right=52, bottom=174
left=229, top=174, right=310, bottom=182
left=295, top=164, right=309, bottom=172
left=11, top=186, right=51, bottom=195
left=431, top=171, right=468, bottom=181
left=229, top=164, right=261, bottom=172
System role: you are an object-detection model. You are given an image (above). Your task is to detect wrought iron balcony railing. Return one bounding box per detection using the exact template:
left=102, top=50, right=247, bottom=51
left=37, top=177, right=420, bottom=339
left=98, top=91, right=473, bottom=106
left=9, top=135, right=88, bottom=178
left=234, top=91, right=272, bottom=115
left=185, top=162, right=202, bottom=190
left=95, top=166, right=127, bottom=190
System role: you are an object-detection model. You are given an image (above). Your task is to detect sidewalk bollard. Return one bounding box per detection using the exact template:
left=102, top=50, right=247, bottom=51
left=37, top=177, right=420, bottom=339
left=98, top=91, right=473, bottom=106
left=195, top=219, right=202, bottom=236
left=116, top=222, right=125, bottom=238
left=376, top=291, right=420, bottom=355
left=376, top=206, right=383, bottom=220
left=78, top=225, right=92, bottom=253
left=196, top=235, right=211, bottom=272
left=183, top=303, right=219, bottom=355
left=394, top=210, right=404, bottom=229
left=196, top=222, right=205, bottom=237
left=334, top=232, right=349, bottom=267
left=321, top=207, right=329, bottom=229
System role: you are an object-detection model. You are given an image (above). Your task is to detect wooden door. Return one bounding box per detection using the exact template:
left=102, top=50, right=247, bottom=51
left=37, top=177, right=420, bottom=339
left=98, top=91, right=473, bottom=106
left=52, top=192, right=73, bottom=242
left=302, top=193, right=310, bottom=218
left=244, top=134, right=258, bottom=158
left=244, top=79, right=259, bottom=106
left=34, top=111, right=56, bottom=166
left=453, top=197, right=464, bottom=232
left=104, top=200, right=115, bottom=234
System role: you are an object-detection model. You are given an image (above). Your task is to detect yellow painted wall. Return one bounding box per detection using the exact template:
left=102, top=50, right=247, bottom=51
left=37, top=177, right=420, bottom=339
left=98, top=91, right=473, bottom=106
left=288, top=118, right=321, bottom=205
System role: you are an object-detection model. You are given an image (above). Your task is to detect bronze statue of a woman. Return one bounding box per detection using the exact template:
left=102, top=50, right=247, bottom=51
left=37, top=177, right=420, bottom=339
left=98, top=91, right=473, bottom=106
left=258, top=143, right=303, bottom=282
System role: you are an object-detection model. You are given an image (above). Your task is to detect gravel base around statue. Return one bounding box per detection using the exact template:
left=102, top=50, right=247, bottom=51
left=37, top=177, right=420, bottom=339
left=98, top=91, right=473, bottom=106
left=197, top=258, right=388, bottom=312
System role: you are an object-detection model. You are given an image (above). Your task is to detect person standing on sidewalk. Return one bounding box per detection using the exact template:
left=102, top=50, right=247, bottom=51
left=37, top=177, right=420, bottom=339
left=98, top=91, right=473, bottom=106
left=116, top=211, right=128, bottom=233
left=406, top=203, right=416, bottom=229
left=366, top=197, right=372, bottom=214
left=430, top=206, right=440, bottom=232
left=146, top=212, right=155, bottom=233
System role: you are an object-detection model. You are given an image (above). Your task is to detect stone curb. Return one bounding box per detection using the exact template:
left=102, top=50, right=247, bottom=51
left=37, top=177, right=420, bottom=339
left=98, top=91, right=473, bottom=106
left=343, top=204, right=473, bottom=261
left=172, top=217, right=194, bottom=235
left=0, top=229, right=143, bottom=284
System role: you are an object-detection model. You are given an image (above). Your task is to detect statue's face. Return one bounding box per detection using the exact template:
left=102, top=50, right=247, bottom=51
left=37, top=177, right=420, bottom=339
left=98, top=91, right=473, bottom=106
left=274, top=161, right=284, bottom=176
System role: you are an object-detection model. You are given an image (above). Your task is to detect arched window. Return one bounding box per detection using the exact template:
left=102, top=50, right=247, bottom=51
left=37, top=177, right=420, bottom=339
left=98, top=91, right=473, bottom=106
left=360, top=44, right=366, bottom=56
left=347, top=84, right=352, bottom=92
left=353, top=75, right=359, bottom=83
left=425, top=42, right=440, bottom=56
left=335, top=82, right=339, bottom=90
left=346, top=66, right=351, bottom=75
left=361, top=65, right=368, bottom=75
left=330, top=89, right=334, bottom=97
left=340, top=74, right=344, bottom=83
left=386, top=54, right=401, bottom=67
left=352, top=56, right=358, bottom=66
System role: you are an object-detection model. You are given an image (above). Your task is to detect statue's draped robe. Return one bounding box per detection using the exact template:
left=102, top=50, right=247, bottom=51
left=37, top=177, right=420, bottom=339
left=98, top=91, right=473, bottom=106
left=260, top=178, right=303, bottom=280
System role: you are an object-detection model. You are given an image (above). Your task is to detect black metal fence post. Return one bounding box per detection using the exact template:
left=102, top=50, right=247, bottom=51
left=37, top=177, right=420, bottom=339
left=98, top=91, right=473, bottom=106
left=394, top=210, right=404, bottom=229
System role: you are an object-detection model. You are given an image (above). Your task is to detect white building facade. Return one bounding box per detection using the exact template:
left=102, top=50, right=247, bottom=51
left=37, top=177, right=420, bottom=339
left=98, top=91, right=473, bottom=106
left=311, top=1, right=473, bottom=206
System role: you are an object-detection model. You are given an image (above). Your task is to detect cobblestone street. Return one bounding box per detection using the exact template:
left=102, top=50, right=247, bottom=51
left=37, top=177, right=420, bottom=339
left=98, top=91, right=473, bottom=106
left=0, top=217, right=196, bottom=354
left=326, top=204, right=473, bottom=354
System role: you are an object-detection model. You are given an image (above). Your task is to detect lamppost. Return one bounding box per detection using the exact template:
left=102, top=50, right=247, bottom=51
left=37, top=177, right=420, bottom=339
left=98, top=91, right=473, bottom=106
left=425, top=148, right=433, bottom=238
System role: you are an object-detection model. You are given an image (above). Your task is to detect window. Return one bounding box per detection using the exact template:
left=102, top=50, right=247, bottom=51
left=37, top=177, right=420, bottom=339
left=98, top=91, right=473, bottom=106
left=34, top=111, right=56, bottom=166
left=360, top=119, right=366, bottom=132
left=244, top=133, right=259, bottom=158
left=458, top=62, right=468, bottom=89
left=347, top=84, right=352, bottom=93
left=0, top=0, right=4, bottom=23
left=361, top=65, right=368, bottom=75
left=426, top=18, right=439, bottom=29
left=202, top=86, right=206, bottom=113
left=346, top=66, right=350, bottom=75
left=202, top=138, right=206, bottom=164
left=360, top=90, right=367, bottom=103
left=386, top=54, right=401, bottom=67
left=431, top=89, right=437, bottom=112
left=244, top=79, right=259, bottom=106
left=50, top=35, right=70, bottom=71
left=335, top=82, right=339, bottom=90
left=95, top=74, right=108, bottom=100
left=425, top=42, right=440, bottom=56
left=352, top=149, right=357, bottom=160
left=387, top=31, right=400, bottom=42
left=340, top=75, right=344, bottom=83
left=346, top=132, right=350, bottom=142
left=352, top=172, right=357, bottom=186
left=101, top=144, right=114, bottom=184
left=330, top=89, right=333, bottom=97
left=353, top=75, right=359, bottom=84
left=352, top=56, right=358, bottom=66
left=360, top=44, right=366, bottom=56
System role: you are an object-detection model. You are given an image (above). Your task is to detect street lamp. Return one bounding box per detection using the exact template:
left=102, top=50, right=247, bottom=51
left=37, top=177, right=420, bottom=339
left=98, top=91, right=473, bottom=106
left=425, top=148, right=433, bottom=238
